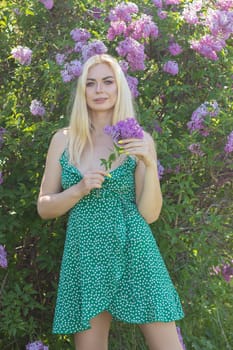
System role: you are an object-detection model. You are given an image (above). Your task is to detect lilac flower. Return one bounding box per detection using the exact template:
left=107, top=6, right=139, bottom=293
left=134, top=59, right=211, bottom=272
left=81, top=40, right=108, bottom=62
left=163, top=60, right=179, bottom=75
left=70, top=28, right=91, bottom=43
left=104, top=118, right=143, bottom=143
left=212, top=261, right=233, bottom=282
left=55, top=53, right=66, bottom=66
left=107, top=21, right=127, bottom=41
left=165, top=0, right=181, bottom=5
left=11, top=46, right=32, bottom=65
left=30, top=100, right=46, bottom=117
left=90, top=7, right=103, bottom=19
left=153, top=0, right=163, bottom=8
left=157, top=160, right=164, bottom=180
left=216, top=0, right=233, bottom=11
left=176, top=327, right=187, bottom=350
left=38, top=0, right=54, bottom=10
left=126, top=15, right=159, bottom=40
left=0, top=245, right=8, bottom=268
left=119, top=60, right=129, bottom=73
left=157, top=10, right=168, bottom=19
left=187, top=100, right=219, bottom=136
left=26, top=340, right=48, bottom=350
left=182, top=0, right=203, bottom=25
left=205, top=9, right=233, bottom=40
left=109, top=2, right=138, bottom=22
left=154, top=122, right=162, bottom=133
left=116, top=37, right=145, bottom=71
left=188, top=143, right=205, bottom=156
left=126, top=75, right=139, bottom=98
left=74, top=42, right=85, bottom=53
left=191, top=35, right=225, bottom=61
left=224, top=131, right=233, bottom=153
left=168, top=42, right=183, bottom=56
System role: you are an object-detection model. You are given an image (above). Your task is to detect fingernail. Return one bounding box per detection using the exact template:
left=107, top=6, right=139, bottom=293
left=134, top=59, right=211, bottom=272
left=119, top=150, right=125, bottom=154
left=118, top=140, right=123, bottom=144
left=106, top=173, right=112, bottom=178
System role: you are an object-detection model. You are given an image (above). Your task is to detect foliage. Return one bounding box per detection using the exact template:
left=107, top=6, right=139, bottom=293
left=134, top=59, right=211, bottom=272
left=0, top=0, right=233, bottom=349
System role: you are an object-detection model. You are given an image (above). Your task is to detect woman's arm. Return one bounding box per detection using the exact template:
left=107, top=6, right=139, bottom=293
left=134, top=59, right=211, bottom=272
left=37, top=129, right=107, bottom=219
left=118, top=132, right=162, bottom=223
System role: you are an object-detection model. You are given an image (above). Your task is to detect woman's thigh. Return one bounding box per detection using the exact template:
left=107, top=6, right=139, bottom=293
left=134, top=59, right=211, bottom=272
left=74, top=311, right=112, bottom=350
left=139, top=321, right=183, bottom=350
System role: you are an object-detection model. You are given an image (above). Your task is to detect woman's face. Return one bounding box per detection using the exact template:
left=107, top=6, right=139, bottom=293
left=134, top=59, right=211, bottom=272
left=85, top=63, right=118, bottom=114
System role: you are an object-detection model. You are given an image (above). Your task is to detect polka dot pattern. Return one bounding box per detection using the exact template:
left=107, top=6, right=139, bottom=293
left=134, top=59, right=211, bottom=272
left=52, top=150, right=184, bottom=334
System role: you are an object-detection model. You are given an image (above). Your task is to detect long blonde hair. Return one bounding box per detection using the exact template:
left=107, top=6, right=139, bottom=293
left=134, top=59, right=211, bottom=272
left=68, top=54, right=135, bottom=164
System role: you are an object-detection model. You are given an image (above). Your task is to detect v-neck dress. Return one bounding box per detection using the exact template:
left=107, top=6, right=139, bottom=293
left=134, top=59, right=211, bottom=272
left=52, top=150, right=184, bottom=334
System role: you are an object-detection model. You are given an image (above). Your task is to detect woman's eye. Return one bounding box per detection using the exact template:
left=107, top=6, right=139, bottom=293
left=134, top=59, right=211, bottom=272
left=86, top=82, right=94, bottom=87
left=105, top=80, right=113, bottom=85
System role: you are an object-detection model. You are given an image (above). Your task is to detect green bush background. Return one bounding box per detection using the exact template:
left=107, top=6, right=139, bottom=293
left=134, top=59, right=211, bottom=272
left=0, top=1, right=233, bottom=349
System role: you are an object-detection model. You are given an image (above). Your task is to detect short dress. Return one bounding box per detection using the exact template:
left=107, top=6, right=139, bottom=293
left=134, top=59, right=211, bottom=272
left=52, top=150, right=184, bottom=334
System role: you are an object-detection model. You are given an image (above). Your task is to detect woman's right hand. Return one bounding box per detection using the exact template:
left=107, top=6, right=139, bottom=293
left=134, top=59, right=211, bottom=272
left=78, top=170, right=109, bottom=196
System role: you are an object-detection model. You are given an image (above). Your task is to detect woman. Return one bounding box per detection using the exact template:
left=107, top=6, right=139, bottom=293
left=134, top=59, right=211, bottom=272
left=37, top=54, right=184, bottom=350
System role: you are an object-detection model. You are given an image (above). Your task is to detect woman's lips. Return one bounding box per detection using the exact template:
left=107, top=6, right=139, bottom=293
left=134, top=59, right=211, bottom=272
left=94, top=98, right=107, bottom=103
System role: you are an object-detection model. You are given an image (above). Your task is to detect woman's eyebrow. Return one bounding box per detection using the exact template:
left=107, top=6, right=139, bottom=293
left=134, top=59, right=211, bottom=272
left=86, top=75, right=115, bottom=81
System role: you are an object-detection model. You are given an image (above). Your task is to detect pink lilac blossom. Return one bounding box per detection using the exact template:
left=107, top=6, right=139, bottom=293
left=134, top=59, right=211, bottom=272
left=126, top=75, right=139, bottom=98
left=168, top=42, right=183, bottom=55
left=153, top=0, right=163, bottom=8
left=109, top=2, right=138, bottom=22
left=116, top=37, right=145, bottom=71
left=30, top=100, right=46, bottom=117
left=191, top=34, right=226, bottom=61
left=107, top=21, right=127, bottom=40
left=224, top=131, right=233, bottom=153
left=26, top=340, right=48, bottom=350
left=205, top=9, right=233, bottom=40
left=188, top=143, right=205, bottom=156
left=176, top=327, right=186, bottom=350
left=216, top=0, right=233, bottom=11
left=38, top=0, right=54, bottom=10
left=0, top=245, right=7, bottom=268
left=163, top=60, right=179, bottom=75
left=126, top=14, right=159, bottom=40
left=11, top=46, right=32, bottom=65
left=119, top=60, right=129, bottom=73
left=212, top=261, right=233, bottom=282
left=61, top=60, right=82, bottom=82
left=182, top=0, right=203, bottom=25
left=165, top=0, right=181, bottom=5
left=81, top=40, right=108, bottom=62
left=70, top=28, right=91, bottom=42
left=104, top=117, right=143, bottom=142
left=157, top=10, right=168, bottom=19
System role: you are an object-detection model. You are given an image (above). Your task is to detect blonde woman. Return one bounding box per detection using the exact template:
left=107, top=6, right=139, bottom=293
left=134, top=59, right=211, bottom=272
left=37, top=54, right=184, bottom=350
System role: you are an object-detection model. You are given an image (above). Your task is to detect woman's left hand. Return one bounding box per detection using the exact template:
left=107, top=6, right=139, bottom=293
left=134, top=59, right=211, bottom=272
left=118, top=133, right=156, bottom=167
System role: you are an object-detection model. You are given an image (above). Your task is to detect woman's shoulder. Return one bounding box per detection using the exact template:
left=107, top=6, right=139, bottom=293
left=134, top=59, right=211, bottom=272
left=48, top=127, right=70, bottom=158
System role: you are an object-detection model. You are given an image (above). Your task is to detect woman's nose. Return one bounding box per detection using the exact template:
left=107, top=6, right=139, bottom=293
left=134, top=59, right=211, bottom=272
left=96, top=82, right=103, bottom=93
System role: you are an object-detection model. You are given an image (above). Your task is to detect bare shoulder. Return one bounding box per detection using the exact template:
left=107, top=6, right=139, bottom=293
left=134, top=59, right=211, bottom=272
left=47, top=127, right=69, bottom=161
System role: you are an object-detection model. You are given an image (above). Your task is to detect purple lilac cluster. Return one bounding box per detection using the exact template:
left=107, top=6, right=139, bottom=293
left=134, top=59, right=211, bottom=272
left=157, top=160, right=164, bottom=180
left=212, top=261, right=233, bottom=282
left=224, top=131, right=233, bottom=153
left=0, top=245, right=8, bottom=268
left=57, top=27, right=107, bottom=82
left=26, top=341, right=48, bottom=350
left=30, top=100, right=46, bottom=117
left=187, top=100, right=219, bottom=136
left=107, top=2, right=159, bottom=72
left=163, top=60, right=179, bottom=75
left=176, top=327, right=187, bottom=350
left=38, top=0, right=54, bottom=10
left=104, top=117, right=143, bottom=143
left=153, top=0, right=181, bottom=19
left=11, top=46, right=32, bottom=65
left=183, top=1, right=233, bottom=60
left=168, top=42, right=183, bottom=56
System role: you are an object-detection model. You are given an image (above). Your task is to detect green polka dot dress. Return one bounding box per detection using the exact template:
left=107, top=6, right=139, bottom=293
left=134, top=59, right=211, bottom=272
left=52, top=150, right=184, bottom=334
